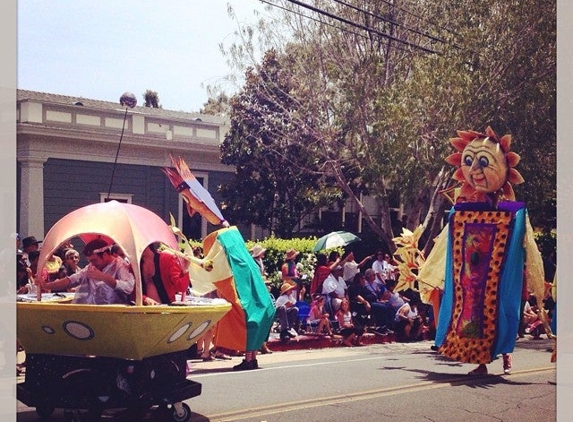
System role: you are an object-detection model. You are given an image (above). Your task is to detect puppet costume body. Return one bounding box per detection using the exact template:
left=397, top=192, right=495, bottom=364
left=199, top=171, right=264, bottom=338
left=435, top=201, right=526, bottom=364
left=199, top=227, right=276, bottom=352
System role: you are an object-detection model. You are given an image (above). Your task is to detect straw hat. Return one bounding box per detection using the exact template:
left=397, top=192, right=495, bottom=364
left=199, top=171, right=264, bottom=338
left=280, top=283, right=296, bottom=295
left=284, top=249, right=299, bottom=260
left=250, top=244, right=266, bottom=258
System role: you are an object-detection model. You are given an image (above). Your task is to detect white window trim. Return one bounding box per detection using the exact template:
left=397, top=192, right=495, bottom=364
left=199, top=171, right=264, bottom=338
left=99, top=193, right=133, bottom=203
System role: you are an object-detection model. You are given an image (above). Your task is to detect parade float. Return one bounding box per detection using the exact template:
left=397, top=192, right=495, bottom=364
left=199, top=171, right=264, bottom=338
left=15, top=92, right=236, bottom=421
left=17, top=200, right=232, bottom=421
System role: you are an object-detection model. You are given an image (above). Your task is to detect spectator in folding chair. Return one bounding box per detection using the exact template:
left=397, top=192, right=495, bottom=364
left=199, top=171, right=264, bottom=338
left=275, top=283, right=300, bottom=341
left=307, top=294, right=333, bottom=336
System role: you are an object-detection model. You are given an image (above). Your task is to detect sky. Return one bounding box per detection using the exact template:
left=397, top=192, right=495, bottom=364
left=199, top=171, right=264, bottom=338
left=17, top=0, right=268, bottom=112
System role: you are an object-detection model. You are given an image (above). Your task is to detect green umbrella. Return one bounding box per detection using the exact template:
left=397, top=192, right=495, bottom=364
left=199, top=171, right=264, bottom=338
left=312, top=231, right=361, bottom=252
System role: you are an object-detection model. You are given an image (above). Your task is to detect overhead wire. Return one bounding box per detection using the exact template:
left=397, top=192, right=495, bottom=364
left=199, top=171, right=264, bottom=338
left=331, top=0, right=451, bottom=47
left=277, top=0, right=441, bottom=55
left=258, top=0, right=413, bottom=55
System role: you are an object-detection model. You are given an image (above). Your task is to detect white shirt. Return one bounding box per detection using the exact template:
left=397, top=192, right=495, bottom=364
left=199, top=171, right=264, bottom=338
left=372, top=259, right=386, bottom=282
left=322, top=273, right=347, bottom=298
left=343, top=261, right=359, bottom=282
left=69, top=256, right=134, bottom=305
left=275, top=292, right=296, bottom=308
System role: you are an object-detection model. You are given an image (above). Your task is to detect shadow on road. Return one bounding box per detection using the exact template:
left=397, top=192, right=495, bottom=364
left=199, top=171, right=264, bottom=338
left=377, top=363, right=548, bottom=390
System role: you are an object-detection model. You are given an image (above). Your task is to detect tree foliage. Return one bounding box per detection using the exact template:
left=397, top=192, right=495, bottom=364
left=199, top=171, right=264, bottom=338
left=143, top=89, right=161, bottom=108
left=219, top=0, right=555, bottom=251
left=220, top=49, right=341, bottom=238
left=200, top=92, right=231, bottom=116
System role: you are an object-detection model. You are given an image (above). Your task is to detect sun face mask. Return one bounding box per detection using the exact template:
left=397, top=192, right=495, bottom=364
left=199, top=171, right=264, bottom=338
left=445, top=126, right=524, bottom=203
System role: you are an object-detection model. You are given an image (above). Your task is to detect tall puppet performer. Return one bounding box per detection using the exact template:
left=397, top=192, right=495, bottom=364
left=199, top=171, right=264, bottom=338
left=162, top=156, right=276, bottom=371
left=416, top=126, right=553, bottom=375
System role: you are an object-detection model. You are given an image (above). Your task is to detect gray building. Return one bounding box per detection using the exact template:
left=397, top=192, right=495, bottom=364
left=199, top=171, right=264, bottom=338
left=16, top=89, right=239, bottom=243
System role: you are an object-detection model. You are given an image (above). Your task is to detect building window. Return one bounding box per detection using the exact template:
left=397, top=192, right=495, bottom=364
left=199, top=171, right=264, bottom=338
left=99, top=193, right=133, bottom=203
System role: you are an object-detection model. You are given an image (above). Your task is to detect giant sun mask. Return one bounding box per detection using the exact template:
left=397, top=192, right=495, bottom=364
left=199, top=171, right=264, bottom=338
left=445, top=126, right=524, bottom=203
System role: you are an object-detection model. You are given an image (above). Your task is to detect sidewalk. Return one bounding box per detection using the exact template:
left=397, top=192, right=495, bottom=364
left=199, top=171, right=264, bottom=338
left=266, top=329, right=397, bottom=352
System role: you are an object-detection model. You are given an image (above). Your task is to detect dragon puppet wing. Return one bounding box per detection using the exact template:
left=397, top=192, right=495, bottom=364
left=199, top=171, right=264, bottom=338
left=162, top=156, right=228, bottom=226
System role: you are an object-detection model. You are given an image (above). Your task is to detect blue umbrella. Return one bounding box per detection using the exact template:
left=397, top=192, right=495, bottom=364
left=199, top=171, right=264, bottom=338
left=312, top=231, right=361, bottom=252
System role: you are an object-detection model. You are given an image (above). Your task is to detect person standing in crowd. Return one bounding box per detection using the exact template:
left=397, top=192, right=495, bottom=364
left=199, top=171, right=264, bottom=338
left=282, top=248, right=305, bottom=301
left=371, top=250, right=387, bottom=284
left=21, top=236, right=42, bottom=266
left=62, top=248, right=82, bottom=276
left=343, top=251, right=373, bottom=284
left=310, top=252, right=346, bottom=296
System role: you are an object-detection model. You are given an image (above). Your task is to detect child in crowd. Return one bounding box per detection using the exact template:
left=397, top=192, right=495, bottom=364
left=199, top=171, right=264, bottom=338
left=308, top=294, right=333, bottom=336
left=336, top=298, right=364, bottom=347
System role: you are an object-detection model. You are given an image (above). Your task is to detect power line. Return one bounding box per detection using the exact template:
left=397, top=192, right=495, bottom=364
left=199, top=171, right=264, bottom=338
left=331, top=0, right=452, bottom=47
left=258, top=0, right=413, bottom=55
left=281, top=0, right=441, bottom=55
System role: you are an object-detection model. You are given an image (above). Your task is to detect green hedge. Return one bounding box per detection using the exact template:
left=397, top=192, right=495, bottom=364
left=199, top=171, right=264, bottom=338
left=188, top=235, right=344, bottom=290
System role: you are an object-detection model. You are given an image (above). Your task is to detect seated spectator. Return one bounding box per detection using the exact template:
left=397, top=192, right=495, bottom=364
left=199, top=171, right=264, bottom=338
left=363, top=268, right=386, bottom=299
left=322, top=265, right=347, bottom=313
left=281, top=249, right=306, bottom=301
left=347, top=272, right=373, bottom=328
left=139, top=243, right=191, bottom=305
left=310, top=253, right=335, bottom=295
left=380, top=278, right=408, bottom=313
left=336, top=298, right=365, bottom=347
left=41, top=239, right=135, bottom=305
left=348, top=272, right=394, bottom=333
left=523, top=294, right=544, bottom=339
left=307, top=294, right=333, bottom=336
left=275, top=283, right=299, bottom=341
left=394, top=296, right=423, bottom=342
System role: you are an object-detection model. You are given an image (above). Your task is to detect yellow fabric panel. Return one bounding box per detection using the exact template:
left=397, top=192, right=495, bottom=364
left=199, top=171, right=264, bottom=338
left=188, top=230, right=233, bottom=296
left=523, top=215, right=546, bottom=304
left=417, top=225, right=448, bottom=304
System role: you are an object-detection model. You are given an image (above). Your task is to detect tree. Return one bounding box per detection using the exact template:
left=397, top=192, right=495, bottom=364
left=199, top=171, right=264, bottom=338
left=200, top=92, right=231, bottom=116
left=220, top=0, right=555, bottom=252
left=220, top=50, right=341, bottom=238
left=143, top=90, right=161, bottom=108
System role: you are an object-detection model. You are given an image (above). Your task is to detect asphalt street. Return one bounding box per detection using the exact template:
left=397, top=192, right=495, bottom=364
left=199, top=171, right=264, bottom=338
left=16, top=337, right=558, bottom=422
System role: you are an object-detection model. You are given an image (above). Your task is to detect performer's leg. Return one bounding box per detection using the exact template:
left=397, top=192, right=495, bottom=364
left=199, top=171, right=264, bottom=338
left=503, top=353, right=512, bottom=374
left=468, top=364, right=488, bottom=375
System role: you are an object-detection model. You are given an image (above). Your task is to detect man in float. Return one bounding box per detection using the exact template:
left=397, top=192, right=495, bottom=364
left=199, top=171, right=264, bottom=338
left=41, top=238, right=135, bottom=305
